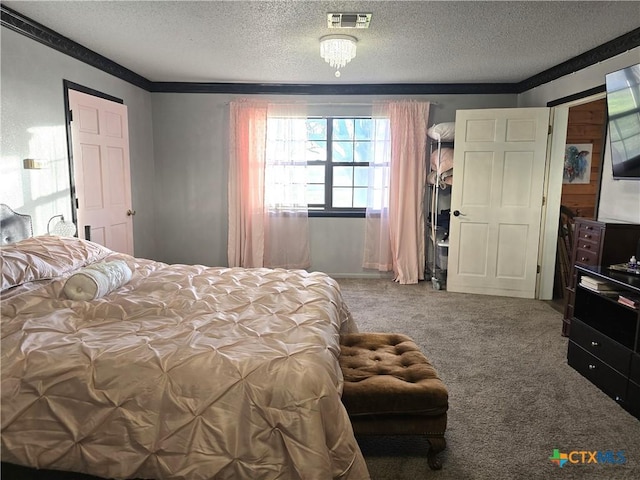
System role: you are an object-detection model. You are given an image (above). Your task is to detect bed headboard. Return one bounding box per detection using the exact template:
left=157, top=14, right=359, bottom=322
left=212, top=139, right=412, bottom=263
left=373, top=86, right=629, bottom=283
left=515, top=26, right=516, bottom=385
left=0, top=204, right=33, bottom=245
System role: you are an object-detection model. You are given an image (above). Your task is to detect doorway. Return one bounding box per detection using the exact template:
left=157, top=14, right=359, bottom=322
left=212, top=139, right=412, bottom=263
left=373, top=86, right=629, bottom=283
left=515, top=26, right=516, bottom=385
left=559, top=98, right=606, bottom=219
left=551, top=94, right=607, bottom=310
left=64, top=81, right=135, bottom=255
left=447, top=107, right=551, bottom=299
left=441, top=95, right=606, bottom=301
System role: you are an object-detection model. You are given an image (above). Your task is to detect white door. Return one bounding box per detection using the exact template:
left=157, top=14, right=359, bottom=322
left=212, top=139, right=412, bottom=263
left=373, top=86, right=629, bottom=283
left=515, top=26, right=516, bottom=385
left=69, top=90, right=134, bottom=255
left=447, top=108, right=550, bottom=298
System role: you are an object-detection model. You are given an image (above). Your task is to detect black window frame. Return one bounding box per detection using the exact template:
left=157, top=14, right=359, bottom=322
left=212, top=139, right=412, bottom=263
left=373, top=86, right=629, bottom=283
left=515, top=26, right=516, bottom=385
left=306, top=116, right=375, bottom=218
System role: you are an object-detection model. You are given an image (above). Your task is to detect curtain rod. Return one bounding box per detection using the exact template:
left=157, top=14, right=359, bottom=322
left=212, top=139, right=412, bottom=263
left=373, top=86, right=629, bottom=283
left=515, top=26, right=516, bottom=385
left=305, top=101, right=437, bottom=106
left=226, top=101, right=438, bottom=106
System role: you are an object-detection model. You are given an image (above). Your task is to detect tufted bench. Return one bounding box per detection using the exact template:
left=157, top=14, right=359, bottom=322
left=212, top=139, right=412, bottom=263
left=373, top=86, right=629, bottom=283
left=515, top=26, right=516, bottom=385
left=339, top=332, right=448, bottom=470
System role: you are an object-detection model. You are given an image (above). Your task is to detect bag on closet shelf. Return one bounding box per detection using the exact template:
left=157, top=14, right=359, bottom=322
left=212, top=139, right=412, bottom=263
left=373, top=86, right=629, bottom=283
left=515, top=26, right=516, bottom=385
left=430, top=148, right=454, bottom=176
left=427, top=122, right=455, bottom=141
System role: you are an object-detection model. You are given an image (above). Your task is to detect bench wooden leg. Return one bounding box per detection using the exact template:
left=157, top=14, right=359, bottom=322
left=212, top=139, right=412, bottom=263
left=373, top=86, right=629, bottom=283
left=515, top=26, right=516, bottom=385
left=426, top=436, right=446, bottom=470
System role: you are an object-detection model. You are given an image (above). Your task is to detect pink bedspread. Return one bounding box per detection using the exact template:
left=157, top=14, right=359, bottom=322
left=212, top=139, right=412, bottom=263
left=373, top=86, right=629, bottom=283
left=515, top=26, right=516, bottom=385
left=1, top=236, right=369, bottom=479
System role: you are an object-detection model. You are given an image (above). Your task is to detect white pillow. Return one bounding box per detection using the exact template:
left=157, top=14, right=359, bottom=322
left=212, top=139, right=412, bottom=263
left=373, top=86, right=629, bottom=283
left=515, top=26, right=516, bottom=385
left=427, top=122, right=456, bottom=141
left=1, top=235, right=111, bottom=292
left=63, top=260, right=132, bottom=301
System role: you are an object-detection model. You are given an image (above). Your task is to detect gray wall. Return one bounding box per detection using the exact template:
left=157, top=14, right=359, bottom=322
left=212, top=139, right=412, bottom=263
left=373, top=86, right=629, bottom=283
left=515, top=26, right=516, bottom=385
left=151, top=93, right=517, bottom=274
left=0, top=28, right=157, bottom=259
left=518, top=47, right=640, bottom=224
left=1, top=23, right=427, bottom=274
left=4, top=23, right=637, bottom=274
left=151, top=93, right=230, bottom=266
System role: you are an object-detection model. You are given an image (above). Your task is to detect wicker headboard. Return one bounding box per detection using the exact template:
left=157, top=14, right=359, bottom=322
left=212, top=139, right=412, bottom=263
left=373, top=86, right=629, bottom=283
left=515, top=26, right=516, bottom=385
left=0, top=204, right=33, bottom=245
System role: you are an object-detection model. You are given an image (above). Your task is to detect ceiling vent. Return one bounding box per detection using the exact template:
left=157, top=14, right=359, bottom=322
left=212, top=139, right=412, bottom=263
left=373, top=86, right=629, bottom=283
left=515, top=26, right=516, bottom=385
left=327, top=13, right=372, bottom=29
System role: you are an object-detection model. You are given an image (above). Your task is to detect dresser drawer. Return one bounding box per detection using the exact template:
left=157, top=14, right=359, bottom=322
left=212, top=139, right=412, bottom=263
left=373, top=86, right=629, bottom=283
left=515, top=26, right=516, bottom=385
left=574, top=248, right=599, bottom=266
left=568, top=341, right=627, bottom=402
left=569, top=320, right=632, bottom=375
left=626, top=381, right=640, bottom=418
left=631, top=353, right=640, bottom=384
left=576, top=237, right=599, bottom=251
left=576, top=223, right=602, bottom=243
left=573, top=221, right=601, bottom=267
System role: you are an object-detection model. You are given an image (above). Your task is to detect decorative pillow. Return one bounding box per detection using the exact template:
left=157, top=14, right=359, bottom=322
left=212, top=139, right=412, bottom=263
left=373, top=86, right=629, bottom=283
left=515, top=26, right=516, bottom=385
left=427, top=122, right=456, bottom=141
left=0, top=235, right=112, bottom=291
left=63, top=260, right=132, bottom=301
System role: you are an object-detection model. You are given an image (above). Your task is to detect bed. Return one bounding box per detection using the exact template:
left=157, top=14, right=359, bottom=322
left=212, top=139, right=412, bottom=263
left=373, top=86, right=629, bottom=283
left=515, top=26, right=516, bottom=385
left=1, top=229, right=370, bottom=478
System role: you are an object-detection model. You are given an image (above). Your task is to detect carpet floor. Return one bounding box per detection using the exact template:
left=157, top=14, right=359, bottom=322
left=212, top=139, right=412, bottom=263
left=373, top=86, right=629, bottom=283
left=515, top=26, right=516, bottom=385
left=2, top=278, right=638, bottom=480
left=336, top=278, right=640, bottom=480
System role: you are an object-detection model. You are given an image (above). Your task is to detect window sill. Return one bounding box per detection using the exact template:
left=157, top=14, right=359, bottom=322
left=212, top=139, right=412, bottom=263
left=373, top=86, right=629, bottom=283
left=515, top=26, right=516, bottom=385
left=308, top=210, right=366, bottom=218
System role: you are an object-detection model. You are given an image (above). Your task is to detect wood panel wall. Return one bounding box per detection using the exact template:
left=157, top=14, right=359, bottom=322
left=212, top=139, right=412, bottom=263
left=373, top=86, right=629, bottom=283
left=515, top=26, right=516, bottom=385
left=561, top=99, right=606, bottom=219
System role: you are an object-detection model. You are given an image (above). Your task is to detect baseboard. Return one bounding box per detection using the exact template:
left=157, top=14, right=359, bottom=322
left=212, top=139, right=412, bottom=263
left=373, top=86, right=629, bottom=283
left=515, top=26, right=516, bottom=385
left=322, top=273, right=394, bottom=279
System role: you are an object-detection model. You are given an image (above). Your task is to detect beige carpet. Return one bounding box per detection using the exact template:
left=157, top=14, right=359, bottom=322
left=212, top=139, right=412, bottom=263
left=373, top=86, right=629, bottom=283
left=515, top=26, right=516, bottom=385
left=336, top=278, right=640, bottom=480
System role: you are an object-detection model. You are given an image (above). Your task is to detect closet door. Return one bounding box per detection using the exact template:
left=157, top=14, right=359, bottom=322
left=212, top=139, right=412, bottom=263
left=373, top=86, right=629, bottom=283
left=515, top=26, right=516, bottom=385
left=447, top=108, right=550, bottom=299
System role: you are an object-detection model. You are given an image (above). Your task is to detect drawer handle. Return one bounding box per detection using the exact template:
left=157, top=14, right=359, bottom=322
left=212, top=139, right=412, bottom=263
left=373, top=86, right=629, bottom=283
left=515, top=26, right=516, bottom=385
left=582, top=244, right=590, bottom=249
left=591, top=341, right=599, bottom=347
left=580, top=257, right=588, bottom=261
left=583, top=234, right=591, bottom=238
left=588, top=364, right=597, bottom=370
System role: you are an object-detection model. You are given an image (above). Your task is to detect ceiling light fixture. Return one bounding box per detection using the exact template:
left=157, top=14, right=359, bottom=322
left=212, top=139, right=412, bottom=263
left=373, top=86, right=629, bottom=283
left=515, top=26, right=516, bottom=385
left=320, top=35, right=357, bottom=78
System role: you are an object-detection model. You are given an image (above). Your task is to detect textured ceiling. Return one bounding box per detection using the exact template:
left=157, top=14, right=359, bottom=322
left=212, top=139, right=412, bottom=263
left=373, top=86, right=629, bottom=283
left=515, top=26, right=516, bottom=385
left=3, top=1, right=640, bottom=84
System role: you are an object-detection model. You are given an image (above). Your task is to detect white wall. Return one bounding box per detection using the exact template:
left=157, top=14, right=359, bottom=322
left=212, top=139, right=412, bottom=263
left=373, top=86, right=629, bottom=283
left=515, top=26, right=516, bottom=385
left=599, top=129, right=640, bottom=224
left=0, top=28, right=158, bottom=258
left=519, top=47, right=640, bottom=224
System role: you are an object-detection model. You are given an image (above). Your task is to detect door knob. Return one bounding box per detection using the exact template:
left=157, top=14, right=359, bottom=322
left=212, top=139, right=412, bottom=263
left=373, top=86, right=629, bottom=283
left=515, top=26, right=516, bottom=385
left=453, top=210, right=464, bottom=217
left=126, top=209, right=136, bottom=216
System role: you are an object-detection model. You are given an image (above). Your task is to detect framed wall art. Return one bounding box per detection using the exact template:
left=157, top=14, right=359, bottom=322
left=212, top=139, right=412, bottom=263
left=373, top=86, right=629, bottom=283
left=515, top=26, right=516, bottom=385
left=563, top=143, right=593, bottom=184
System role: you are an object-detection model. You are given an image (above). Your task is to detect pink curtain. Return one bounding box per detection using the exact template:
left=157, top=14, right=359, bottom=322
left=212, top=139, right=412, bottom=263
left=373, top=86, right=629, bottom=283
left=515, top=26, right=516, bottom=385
left=363, top=104, right=392, bottom=271
left=363, top=101, right=430, bottom=284
left=228, top=100, right=310, bottom=269
left=228, top=100, right=268, bottom=267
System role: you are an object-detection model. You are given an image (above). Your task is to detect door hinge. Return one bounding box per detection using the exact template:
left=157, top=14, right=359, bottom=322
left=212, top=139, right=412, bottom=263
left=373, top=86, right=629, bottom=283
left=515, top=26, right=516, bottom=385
left=542, top=196, right=546, bottom=206
left=75, top=198, right=79, bottom=209
left=69, top=110, right=73, bottom=122
left=537, top=265, right=541, bottom=274
left=548, top=124, right=552, bottom=135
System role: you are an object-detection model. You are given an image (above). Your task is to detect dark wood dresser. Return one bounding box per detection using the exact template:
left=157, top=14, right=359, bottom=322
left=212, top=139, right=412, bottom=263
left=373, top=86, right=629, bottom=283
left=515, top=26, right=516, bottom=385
left=562, top=219, right=640, bottom=337
left=568, top=265, right=640, bottom=418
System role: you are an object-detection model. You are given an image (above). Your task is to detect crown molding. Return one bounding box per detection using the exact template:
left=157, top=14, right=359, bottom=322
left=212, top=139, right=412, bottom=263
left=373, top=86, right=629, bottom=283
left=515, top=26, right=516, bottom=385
left=546, top=85, right=606, bottom=108
left=2, top=4, right=639, bottom=95
left=517, top=27, right=640, bottom=92
left=1, top=4, right=152, bottom=91
left=149, top=82, right=519, bottom=95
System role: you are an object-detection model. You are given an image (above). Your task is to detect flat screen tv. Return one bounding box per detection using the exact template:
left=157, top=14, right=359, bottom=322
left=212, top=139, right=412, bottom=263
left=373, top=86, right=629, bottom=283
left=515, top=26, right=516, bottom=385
left=605, top=63, right=640, bottom=179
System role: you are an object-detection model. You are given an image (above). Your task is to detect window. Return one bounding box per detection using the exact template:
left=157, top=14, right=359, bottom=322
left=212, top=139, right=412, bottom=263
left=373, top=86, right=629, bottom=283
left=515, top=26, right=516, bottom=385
left=265, top=116, right=390, bottom=216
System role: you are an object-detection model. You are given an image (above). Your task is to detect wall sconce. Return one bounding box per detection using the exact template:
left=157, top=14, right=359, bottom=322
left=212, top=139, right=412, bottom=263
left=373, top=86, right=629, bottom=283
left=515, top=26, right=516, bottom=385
left=23, top=158, right=45, bottom=169
left=47, top=214, right=77, bottom=237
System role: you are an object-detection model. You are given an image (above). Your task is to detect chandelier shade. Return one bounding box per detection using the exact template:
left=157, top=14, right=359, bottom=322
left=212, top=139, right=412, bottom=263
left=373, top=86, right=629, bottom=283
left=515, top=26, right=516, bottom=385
left=320, top=35, right=357, bottom=77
